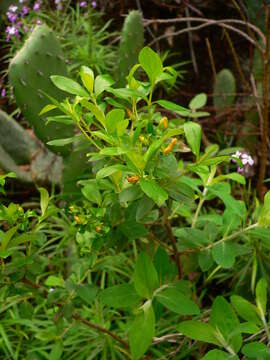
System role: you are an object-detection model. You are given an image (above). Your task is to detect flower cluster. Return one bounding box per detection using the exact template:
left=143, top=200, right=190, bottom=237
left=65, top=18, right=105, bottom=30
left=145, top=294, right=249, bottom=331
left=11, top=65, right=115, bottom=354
left=4, top=1, right=35, bottom=41
left=232, top=150, right=254, bottom=175
left=80, top=1, right=97, bottom=9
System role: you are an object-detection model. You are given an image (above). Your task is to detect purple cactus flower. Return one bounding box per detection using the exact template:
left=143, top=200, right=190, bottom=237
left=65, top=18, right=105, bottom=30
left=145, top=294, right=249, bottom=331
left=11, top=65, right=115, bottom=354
left=80, top=1, right=88, bottom=8
left=6, top=12, right=18, bottom=23
left=8, top=5, right=18, bottom=13
left=91, top=1, right=97, bottom=8
left=6, top=25, right=20, bottom=41
left=1, top=88, right=6, bottom=98
left=21, top=6, right=29, bottom=16
left=33, top=2, right=41, bottom=11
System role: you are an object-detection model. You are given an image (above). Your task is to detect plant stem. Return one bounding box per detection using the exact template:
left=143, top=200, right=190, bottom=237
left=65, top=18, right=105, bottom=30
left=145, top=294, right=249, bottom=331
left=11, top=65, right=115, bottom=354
left=192, top=167, right=216, bottom=228
left=261, top=316, right=270, bottom=346
left=203, top=223, right=258, bottom=251
left=257, top=6, right=270, bottom=201
left=72, top=313, right=129, bottom=350
left=191, top=194, right=206, bottom=229
left=161, top=209, right=182, bottom=279
left=148, top=85, right=154, bottom=121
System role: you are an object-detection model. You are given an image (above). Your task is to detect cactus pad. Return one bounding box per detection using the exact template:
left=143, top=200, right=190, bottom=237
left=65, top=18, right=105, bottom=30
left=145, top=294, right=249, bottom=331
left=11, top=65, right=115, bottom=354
left=117, top=10, right=144, bottom=86
left=213, top=69, right=236, bottom=111
left=8, top=24, right=73, bottom=156
left=0, top=109, right=38, bottom=165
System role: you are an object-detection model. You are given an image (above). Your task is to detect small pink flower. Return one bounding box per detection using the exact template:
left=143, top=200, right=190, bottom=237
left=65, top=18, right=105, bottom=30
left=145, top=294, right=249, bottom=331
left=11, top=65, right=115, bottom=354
left=33, top=1, right=41, bottom=11
left=232, top=151, right=254, bottom=175
left=80, top=1, right=88, bottom=7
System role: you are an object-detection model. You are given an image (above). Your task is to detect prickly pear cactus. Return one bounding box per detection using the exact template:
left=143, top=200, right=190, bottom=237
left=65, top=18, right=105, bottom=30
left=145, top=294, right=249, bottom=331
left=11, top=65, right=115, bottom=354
left=0, top=145, right=32, bottom=183
left=213, top=69, right=236, bottom=111
left=117, top=10, right=144, bottom=86
left=8, top=24, right=73, bottom=156
left=0, top=109, right=38, bottom=164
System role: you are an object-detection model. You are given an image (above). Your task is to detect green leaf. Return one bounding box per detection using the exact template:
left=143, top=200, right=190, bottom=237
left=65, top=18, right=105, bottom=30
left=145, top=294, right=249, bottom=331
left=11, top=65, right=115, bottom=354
left=208, top=186, right=246, bottom=220
left=256, top=278, right=267, bottom=317
left=154, top=247, right=177, bottom=283
left=242, top=342, right=270, bottom=358
left=210, top=296, right=242, bottom=353
left=129, top=304, right=155, bottom=360
left=0, top=250, right=13, bottom=259
left=46, top=115, right=74, bottom=126
left=38, top=187, right=49, bottom=217
left=144, top=139, right=163, bottom=165
left=258, top=191, right=270, bottom=227
left=235, top=322, right=259, bottom=334
left=100, top=284, right=140, bottom=308
left=156, top=99, right=190, bottom=116
left=108, top=87, right=147, bottom=101
left=126, top=151, right=145, bottom=170
left=119, top=185, right=142, bottom=203
left=105, top=109, right=125, bottom=134
left=76, top=284, right=98, bottom=305
left=81, top=101, right=106, bottom=128
left=139, top=179, right=168, bottom=207
left=80, top=66, right=94, bottom=93
left=94, top=74, right=114, bottom=97
left=118, top=220, right=147, bottom=239
left=198, top=250, right=214, bottom=271
left=117, top=119, right=129, bottom=136
left=184, top=121, right=202, bottom=158
left=81, top=183, right=101, bottom=205
left=45, top=276, right=65, bottom=288
left=230, top=295, right=261, bottom=324
left=201, top=350, right=234, bottom=360
left=99, top=147, right=126, bottom=156
left=0, top=324, right=15, bottom=358
left=96, top=164, right=128, bottom=179
left=212, top=242, right=236, bottom=269
left=51, top=75, right=88, bottom=97
left=139, top=47, right=163, bottom=84
left=177, top=321, right=220, bottom=345
left=156, top=287, right=200, bottom=315
left=213, top=173, right=246, bottom=185
left=47, top=137, right=77, bottom=147
left=50, top=342, right=63, bottom=360
left=39, top=104, right=57, bottom=116
left=0, top=225, right=19, bottom=251
left=162, top=127, right=184, bottom=140
left=189, top=93, right=207, bottom=110
left=134, top=252, right=159, bottom=299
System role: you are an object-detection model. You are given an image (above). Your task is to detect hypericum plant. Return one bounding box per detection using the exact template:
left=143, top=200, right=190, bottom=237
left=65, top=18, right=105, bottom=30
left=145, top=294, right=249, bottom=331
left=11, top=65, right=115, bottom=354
left=40, top=46, right=270, bottom=358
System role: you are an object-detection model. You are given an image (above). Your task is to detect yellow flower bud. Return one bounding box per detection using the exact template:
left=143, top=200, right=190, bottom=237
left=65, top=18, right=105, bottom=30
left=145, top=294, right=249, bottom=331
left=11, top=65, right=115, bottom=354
left=139, top=135, right=145, bottom=142
left=74, top=215, right=81, bottom=224
left=96, top=225, right=102, bottom=233
left=161, top=117, right=168, bottom=129
left=163, top=138, right=177, bottom=155
left=126, top=175, right=140, bottom=183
